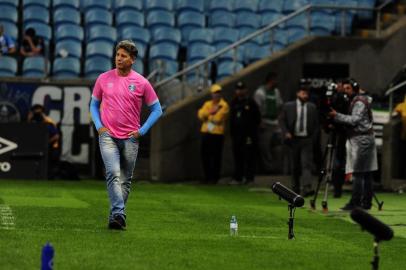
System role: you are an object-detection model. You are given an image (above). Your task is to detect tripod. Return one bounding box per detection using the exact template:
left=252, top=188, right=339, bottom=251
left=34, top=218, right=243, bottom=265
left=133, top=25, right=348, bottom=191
left=287, top=204, right=296, bottom=239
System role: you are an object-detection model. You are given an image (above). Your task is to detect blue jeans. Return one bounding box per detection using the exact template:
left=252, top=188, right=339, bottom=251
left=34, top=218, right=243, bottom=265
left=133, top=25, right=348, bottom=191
left=99, top=132, right=139, bottom=221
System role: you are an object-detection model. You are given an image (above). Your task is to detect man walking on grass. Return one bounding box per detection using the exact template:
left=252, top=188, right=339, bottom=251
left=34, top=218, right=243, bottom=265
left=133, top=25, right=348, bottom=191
left=90, top=40, right=162, bottom=230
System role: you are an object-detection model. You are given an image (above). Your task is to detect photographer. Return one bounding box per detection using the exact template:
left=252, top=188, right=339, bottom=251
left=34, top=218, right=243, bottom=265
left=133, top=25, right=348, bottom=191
left=328, top=79, right=378, bottom=210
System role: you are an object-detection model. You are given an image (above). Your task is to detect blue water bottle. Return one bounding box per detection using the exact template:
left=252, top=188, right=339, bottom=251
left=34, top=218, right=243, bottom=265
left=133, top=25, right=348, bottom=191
left=41, top=242, right=54, bottom=270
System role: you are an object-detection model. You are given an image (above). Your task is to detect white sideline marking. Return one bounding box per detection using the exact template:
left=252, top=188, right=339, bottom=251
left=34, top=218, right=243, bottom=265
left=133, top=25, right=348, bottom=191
left=0, top=205, right=15, bottom=230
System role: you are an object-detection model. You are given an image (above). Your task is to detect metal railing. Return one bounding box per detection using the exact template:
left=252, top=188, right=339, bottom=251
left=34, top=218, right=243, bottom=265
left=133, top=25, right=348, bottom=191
left=385, top=80, right=406, bottom=112
left=155, top=1, right=394, bottom=93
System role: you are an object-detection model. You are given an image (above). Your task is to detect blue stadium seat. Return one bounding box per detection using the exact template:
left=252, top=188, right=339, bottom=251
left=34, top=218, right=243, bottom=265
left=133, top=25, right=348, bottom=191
left=258, top=0, right=284, bottom=14
left=24, top=23, right=52, bottom=43
left=82, top=0, right=111, bottom=12
left=53, top=57, right=80, bottom=79
left=272, top=28, right=288, bottom=47
left=334, top=10, right=354, bottom=34
left=178, top=11, right=206, bottom=43
left=53, top=0, right=80, bottom=11
left=115, top=10, right=145, bottom=29
left=55, top=40, right=82, bottom=58
left=239, top=28, right=262, bottom=46
left=23, top=6, right=50, bottom=24
left=114, top=0, right=143, bottom=13
left=0, top=0, right=18, bottom=9
left=187, top=29, right=214, bottom=45
left=149, top=43, right=179, bottom=61
left=217, top=46, right=244, bottom=63
left=0, top=56, right=17, bottom=77
left=286, top=13, right=308, bottom=30
left=217, top=61, right=244, bottom=80
left=261, top=11, right=283, bottom=27
left=283, top=0, right=309, bottom=14
left=145, top=0, right=174, bottom=12
left=235, top=12, right=260, bottom=29
left=84, top=56, right=112, bottom=79
left=84, top=8, right=113, bottom=27
left=213, top=28, right=239, bottom=46
left=133, top=61, right=144, bottom=75
left=53, top=8, right=81, bottom=27
left=152, top=27, right=181, bottom=46
left=118, top=26, right=150, bottom=47
left=146, top=10, right=175, bottom=33
left=87, top=25, right=117, bottom=45
left=23, top=0, right=50, bottom=9
left=177, top=0, right=204, bottom=13
left=244, top=43, right=270, bottom=63
left=1, top=22, right=18, bottom=41
left=209, top=11, right=235, bottom=28
left=287, top=28, right=307, bottom=44
left=311, top=11, right=335, bottom=35
left=23, top=56, right=47, bottom=77
left=187, top=43, right=215, bottom=62
left=358, top=0, right=376, bottom=21
left=234, top=0, right=258, bottom=14
left=209, top=0, right=233, bottom=13
left=150, top=59, right=179, bottom=76
left=86, top=41, right=114, bottom=60
left=55, top=24, right=84, bottom=42
left=0, top=7, right=18, bottom=24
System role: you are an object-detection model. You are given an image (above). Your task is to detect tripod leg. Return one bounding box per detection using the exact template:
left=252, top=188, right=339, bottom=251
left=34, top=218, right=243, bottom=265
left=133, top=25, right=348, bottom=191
left=373, top=193, right=384, bottom=211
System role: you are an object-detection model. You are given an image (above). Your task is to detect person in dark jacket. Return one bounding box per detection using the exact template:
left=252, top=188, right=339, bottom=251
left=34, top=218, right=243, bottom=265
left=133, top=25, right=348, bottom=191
left=229, top=81, right=261, bottom=185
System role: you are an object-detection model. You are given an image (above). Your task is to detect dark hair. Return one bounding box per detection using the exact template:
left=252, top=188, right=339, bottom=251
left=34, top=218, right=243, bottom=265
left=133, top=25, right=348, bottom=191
left=31, top=104, right=45, bottom=112
left=342, top=78, right=360, bottom=92
left=115, top=40, right=138, bottom=59
left=265, top=72, right=277, bottom=83
left=298, top=78, right=310, bottom=92
left=25, top=27, right=36, bottom=37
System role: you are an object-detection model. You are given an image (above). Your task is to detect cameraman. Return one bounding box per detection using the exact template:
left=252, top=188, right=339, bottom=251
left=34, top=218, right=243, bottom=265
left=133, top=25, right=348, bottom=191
left=328, top=79, right=378, bottom=210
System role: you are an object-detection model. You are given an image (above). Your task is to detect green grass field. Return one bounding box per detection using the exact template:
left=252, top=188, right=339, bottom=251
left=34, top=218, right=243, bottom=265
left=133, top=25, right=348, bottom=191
left=0, top=180, right=405, bottom=270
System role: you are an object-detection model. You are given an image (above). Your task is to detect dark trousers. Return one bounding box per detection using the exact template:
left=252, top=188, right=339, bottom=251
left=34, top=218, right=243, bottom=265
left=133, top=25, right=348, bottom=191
left=201, top=133, right=224, bottom=184
left=290, top=137, right=314, bottom=194
left=332, top=134, right=346, bottom=196
left=232, top=138, right=256, bottom=183
left=350, top=172, right=373, bottom=207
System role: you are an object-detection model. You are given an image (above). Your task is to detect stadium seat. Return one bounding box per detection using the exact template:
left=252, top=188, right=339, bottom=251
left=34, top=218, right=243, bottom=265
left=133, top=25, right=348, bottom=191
left=357, top=0, right=376, bottom=21
left=309, top=0, right=335, bottom=12
left=86, top=41, right=114, bottom=60
left=187, top=43, right=215, bottom=62
left=55, top=24, right=84, bottom=42
left=84, top=8, right=113, bottom=28
left=149, top=43, right=179, bottom=61
left=335, top=11, right=354, bottom=34
left=311, top=12, right=335, bottom=35
left=133, top=60, right=144, bottom=75
left=187, top=29, right=214, bottom=45
left=213, top=28, right=239, bottom=46
left=286, top=13, right=308, bottom=30
left=178, top=11, right=206, bottom=43
left=209, top=11, right=235, bottom=28
left=145, top=0, right=174, bottom=12
left=177, top=0, right=204, bottom=13
left=87, top=25, right=117, bottom=45
left=0, top=7, right=18, bottom=24
left=287, top=28, right=308, bottom=44
left=283, top=0, right=310, bottom=14
left=244, top=44, right=270, bottom=63
left=150, top=59, right=179, bottom=77
left=53, top=57, right=80, bottom=78
left=217, top=46, right=244, bottom=63
left=118, top=26, right=150, bottom=47
left=1, top=22, right=18, bottom=41
left=23, top=0, right=50, bottom=9
left=261, top=11, right=283, bottom=27
left=84, top=56, right=112, bottom=79
left=217, top=60, right=244, bottom=80
left=258, top=0, right=284, bottom=14
left=152, top=27, right=181, bottom=46
left=82, top=0, right=111, bottom=12
left=0, top=0, right=18, bottom=9
left=53, top=0, right=80, bottom=11
left=115, top=10, right=145, bottom=29
left=239, top=28, right=262, bottom=46
left=23, top=6, right=50, bottom=24
left=114, top=0, right=143, bottom=13
left=271, top=28, right=288, bottom=48
left=235, top=12, right=260, bottom=29
left=234, top=0, right=259, bottom=14
left=53, top=8, right=81, bottom=28
left=209, top=0, right=233, bottom=13
left=24, top=23, right=52, bottom=43
left=146, top=10, right=175, bottom=33
left=55, top=40, right=82, bottom=59
left=23, top=56, right=47, bottom=77
left=0, top=56, right=17, bottom=77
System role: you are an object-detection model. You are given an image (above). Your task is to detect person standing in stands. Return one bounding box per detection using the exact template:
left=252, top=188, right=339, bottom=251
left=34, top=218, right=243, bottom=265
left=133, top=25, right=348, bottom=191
left=90, top=40, right=162, bottom=230
left=20, top=27, right=44, bottom=58
left=254, top=72, right=283, bottom=173
left=393, top=94, right=406, bottom=178
left=0, top=24, right=16, bottom=56
left=279, top=83, right=319, bottom=196
left=229, top=81, right=261, bottom=185
left=198, top=84, right=229, bottom=184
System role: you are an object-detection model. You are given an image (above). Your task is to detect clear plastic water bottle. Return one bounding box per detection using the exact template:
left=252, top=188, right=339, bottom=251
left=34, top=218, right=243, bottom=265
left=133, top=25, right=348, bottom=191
left=41, top=242, right=54, bottom=270
left=230, top=215, right=238, bottom=236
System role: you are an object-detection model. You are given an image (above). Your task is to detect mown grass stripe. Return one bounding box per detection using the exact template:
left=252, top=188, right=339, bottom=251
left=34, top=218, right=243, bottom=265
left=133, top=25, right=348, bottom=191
left=0, top=204, right=15, bottom=230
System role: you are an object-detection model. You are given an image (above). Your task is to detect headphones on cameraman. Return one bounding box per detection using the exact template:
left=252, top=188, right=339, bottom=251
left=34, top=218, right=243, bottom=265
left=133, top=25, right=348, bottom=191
left=348, top=78, right=360, bottom=92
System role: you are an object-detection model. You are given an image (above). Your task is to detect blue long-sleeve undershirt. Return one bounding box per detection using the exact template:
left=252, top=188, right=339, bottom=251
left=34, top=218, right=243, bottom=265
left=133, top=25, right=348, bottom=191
left=90, top=97, right=103, bottom=130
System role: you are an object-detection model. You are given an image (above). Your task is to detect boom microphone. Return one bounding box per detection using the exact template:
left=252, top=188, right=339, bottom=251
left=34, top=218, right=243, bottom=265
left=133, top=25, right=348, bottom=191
left=350, top=208, right=394, bottom=241
left=271, top=182, right=304, bottom=207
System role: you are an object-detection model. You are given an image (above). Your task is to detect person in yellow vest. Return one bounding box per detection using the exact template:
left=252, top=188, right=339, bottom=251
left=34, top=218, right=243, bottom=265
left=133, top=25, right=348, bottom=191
left=198, top=84, right=230, bottom=184
left=393, top=94, right=406, bottom=178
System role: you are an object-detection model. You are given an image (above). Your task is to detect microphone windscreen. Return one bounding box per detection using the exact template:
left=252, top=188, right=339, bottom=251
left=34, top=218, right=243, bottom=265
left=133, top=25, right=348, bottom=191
left=350, top=208, right=394, bottom=241
left=271, top=182, right=304, bottom=207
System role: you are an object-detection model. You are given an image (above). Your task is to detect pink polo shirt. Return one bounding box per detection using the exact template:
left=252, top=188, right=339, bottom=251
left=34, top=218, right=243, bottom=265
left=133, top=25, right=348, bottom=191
left=92, top=69, right=158, bottom=139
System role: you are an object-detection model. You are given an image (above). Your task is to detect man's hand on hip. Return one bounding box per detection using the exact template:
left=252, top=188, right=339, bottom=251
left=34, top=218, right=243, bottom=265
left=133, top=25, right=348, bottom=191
left=128, top=130, right=141, bottom=139
left=97, top=127, right=109, bottom=135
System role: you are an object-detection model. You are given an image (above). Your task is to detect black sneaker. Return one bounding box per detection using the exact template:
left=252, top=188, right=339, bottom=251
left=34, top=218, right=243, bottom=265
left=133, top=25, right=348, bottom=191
left=108, top=214, right=126, bottom=230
